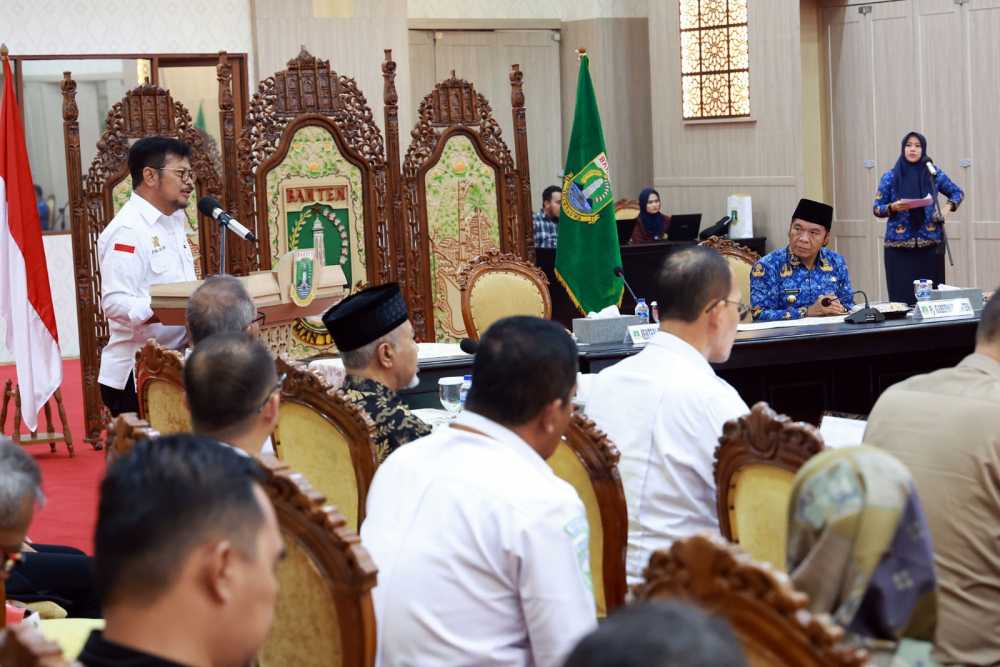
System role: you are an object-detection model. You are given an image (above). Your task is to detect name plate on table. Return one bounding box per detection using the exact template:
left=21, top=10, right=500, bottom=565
left=625, top=324, right=659, bottom=345
left=914, top=298, right=974, bottom=320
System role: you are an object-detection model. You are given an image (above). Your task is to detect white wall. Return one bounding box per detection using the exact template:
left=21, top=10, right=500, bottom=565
left=407, top=0, right=648, bottom=19
left=0, top=235, right=79, bottom=362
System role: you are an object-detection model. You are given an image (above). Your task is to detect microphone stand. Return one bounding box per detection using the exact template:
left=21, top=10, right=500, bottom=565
left=217, top=218, right=227, bottom=275
left=929, top=164, right=954, bottom=267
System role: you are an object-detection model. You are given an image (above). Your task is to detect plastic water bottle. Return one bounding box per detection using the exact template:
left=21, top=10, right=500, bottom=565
left=634, top=298, right=650, bottom=323
left=459, top=374, right=472, bottom=409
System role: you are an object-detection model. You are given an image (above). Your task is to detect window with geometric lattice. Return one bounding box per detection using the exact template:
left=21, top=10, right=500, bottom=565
left=679, top=0, right=750, bottom=120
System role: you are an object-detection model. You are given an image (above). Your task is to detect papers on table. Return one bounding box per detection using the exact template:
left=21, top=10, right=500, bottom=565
left=738, top=315, right=848, bottom=331
left=412, top=408, right=454, bottom=430
left=819, top=415, right=867, bottom=449
left=416, top=343, right=471, bottom=359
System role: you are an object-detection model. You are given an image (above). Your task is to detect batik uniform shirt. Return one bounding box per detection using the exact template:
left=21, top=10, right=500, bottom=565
left=750, top=246, right=854, bottom=322
left=873, top=169, right=964, bottom=248
left=532, top=209, right=559, bottom=249
left=341, top=375, right=431, bottom=462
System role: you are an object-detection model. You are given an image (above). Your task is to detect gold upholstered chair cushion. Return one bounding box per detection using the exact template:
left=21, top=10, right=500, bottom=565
left=457, top=249, right=552, bottom=340
left=698, top=236, right=760, bottom=323
left=135, top=341, right=190, bottom=435
left=273, top=358, right=378, bottom=533
left=545, top=413, right=627, bottom=618
left=715, top=402, right=823, bottom=572
left=257, top=456, right=377, bottom=667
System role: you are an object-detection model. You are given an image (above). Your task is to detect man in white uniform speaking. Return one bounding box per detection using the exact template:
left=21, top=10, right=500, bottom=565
left=97, top=136, right=197, bottom=416
left=361, top=316, right=597, bottom=667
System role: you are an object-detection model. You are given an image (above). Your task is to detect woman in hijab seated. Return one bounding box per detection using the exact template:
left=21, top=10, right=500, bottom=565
left=630, top=187, right=670, bottom=244
left=787, top=445, right=939, bottom=667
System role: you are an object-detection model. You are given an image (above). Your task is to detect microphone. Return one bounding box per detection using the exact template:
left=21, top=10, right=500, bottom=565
left=613, top=266, right=640, bottom=303
left=844, top=290, right=885, bottom=324
left=459, top=338, right=479, bottom=355
left=926, top=160, right=938, bottom=176
left=197, top=196, right=257, bottom=242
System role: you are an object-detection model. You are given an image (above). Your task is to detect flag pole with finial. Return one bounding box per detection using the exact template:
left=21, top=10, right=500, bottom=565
left=1, top=43, right=9, bottom=63
left=577, top=47, right=587, bottom=62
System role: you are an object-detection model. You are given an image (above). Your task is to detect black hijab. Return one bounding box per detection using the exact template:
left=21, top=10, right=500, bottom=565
left=892, top=131, right=933, bottom=200
left=638, top=187, right=667, bottom=237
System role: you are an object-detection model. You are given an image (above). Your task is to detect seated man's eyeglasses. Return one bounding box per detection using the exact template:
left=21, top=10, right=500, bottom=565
left=158, top=167, right=195, bottom=183
left=257, top=372, right=287, bottom=413
left=706, top=298, right=750, bottom=319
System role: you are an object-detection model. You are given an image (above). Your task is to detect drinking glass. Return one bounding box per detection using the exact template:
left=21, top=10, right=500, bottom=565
left=439, top=377, right=464, bottom=414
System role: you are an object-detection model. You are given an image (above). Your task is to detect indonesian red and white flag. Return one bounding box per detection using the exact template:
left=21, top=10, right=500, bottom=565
left=0, top=53, right=61, bottom=432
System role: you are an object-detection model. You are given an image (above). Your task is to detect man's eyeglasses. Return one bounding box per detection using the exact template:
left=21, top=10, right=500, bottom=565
left=247, top=312, right=266, bottom=330
left=707, top=298, right=751, bottom=319
left=158, top=167, right=195, bottom=183
left=258, top=372, right=287, bottom=413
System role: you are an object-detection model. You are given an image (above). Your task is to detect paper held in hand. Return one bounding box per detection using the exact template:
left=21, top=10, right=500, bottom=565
left=896, top=194, right=933, bottom=210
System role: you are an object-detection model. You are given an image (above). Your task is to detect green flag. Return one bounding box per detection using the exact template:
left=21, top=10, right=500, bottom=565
left=195, top=101, right=207, bottom=132
left=555, top=53, right=623, bottom=315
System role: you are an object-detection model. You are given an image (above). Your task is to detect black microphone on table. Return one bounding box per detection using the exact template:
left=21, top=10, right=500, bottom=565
left=844, top=290, right=885, bottom=324
left=459, top=337, right=479, bottom=355
left=197, top=196, right=257, bottom=242
left=613, top=266, right=640, bottom=303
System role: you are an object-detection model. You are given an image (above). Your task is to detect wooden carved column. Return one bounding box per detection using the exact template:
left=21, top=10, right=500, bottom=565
left=61, top=73, right=103, bottom=448
left=510, top=64, right=535, bottom=262
left=217, top=51, right=250, bottom=274
left=382, top=50, right=405, bottom=287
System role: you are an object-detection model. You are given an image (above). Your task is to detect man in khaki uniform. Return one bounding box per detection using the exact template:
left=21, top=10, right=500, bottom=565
left=864, top=295, right=1000, bottom=666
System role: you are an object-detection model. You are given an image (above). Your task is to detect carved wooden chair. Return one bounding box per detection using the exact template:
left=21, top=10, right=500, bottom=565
left=546, top=412, right=627, bottom=618
left=61, top=72, right=228, bottom=448
left=0, top=622, right=77, bottom=667
left=714, top=402, right=824, bottom=571
left=272, top=357, right=378, bottom=532
left=457, top=249, right=552, bottom=340
left=236, top=48, right=400, bottom=359
left=107, top=413, right=159, bottom=463
left=614, top=198, right=640, bottom=221
left=256, top=455, right=377, bottom=667
left=634, top=533, right=868, bottom=667
left=400, top=66, right=533, bottom=342
left=135, top=341, right=191, bottom=435
left=699, top=236, right=760, bottom=322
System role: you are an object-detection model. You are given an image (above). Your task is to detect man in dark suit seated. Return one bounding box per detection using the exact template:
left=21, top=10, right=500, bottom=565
left=78, top=435, right=285, bottom=667
left=1, top=438, right=100, bottom=620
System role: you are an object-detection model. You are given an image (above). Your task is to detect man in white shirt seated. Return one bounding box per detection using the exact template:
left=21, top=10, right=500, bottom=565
left=586, top=246, right=749, bottom=584
left=361, top=316, right=597, bottom=667
left=186, top=274, right=263, bottom=346
left=184, top=333, right=282, bottom=458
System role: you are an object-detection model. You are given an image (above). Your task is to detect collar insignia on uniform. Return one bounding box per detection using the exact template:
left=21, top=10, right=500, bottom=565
left=819, top=257, right=833, bottom=272
left=779, top=264, right=793, bottom=278
left=751, top=262, right=765, bottom=278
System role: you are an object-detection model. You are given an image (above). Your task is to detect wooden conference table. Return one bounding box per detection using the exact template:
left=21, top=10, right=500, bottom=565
left=402, top=314, right=979, bottom=425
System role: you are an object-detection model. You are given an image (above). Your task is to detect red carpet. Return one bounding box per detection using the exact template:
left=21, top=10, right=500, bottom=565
left=1, top=359, right=101, bottom=554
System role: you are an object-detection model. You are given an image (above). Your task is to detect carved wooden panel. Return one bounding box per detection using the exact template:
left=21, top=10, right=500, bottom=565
left=62, top=73, right=225, bottom=447
left=634, top=533, right=868, bottom=667
left=237, top=47, right=394, bottom=287
left=401, top=68, right=532, bottom=341
left=699, top=235, right=761, bottom=265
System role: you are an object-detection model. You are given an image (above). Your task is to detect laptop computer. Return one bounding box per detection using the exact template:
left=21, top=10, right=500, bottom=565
left=667, top=213, right=702, bottom=242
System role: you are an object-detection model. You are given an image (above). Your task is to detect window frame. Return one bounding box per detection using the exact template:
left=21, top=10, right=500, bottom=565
left=678, top=0, right=752, bottom=122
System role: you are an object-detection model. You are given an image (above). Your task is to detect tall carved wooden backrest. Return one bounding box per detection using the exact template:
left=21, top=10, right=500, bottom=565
left=237, top=48, right=396, bottom=358
left=134, top=341, right=191, bottom=435
left=457, top=249, right=552, bottom=340
left=634, top=534, right=868, bottom=667
left=699, top=236, right=760, bottom=322
left=401, top=66, right=533, bottom=342
left=62, top=74, right=225, bottom=447
left=714, top=402, right=823, bottom=570
left=272, top=357, right=378, bottom=531
left=257, top=455, right=377, bottom=667
left=546, top=412, right=627, bottom=618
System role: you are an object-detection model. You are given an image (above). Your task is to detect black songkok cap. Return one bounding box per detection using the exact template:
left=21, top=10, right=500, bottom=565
left=321, top=283, right=409, bottom=352
left=792, top=198, right=833, bottom=230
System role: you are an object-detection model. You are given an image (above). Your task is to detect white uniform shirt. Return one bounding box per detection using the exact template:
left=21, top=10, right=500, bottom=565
left=97, top=192, right=196, bottom=389
left=360, top=410, right=597, bottom=667
left=586, top=331, right=749, bottom=584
